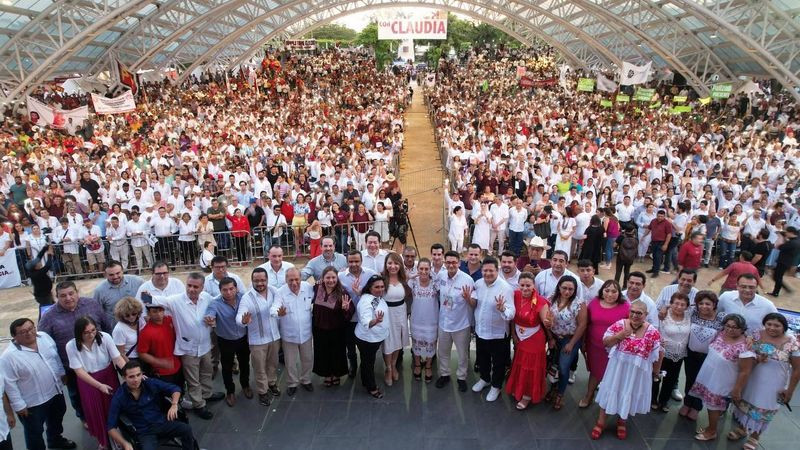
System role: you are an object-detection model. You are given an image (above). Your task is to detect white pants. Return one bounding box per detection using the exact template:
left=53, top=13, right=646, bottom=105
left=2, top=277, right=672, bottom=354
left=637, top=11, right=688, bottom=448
left=449, top=235, right=464, bottom=253
left=132, top=245, right=153, bottom=270
left=110, top=244, right=129, bottom=269
left=489, top=228, right=506, bottom=254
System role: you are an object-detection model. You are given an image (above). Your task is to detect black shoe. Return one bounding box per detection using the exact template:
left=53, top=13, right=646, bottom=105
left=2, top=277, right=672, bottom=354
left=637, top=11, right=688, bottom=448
left=259, top=393, right=272, bottom=406
left=457, top=379, right=468, bottom=392
left=47, top=438, right=77, bottom=449
left=645, top=269, right=655, bottom=274
left=473, top=363, right=480, bottom=373
left=302, top=383, right=314, bottom=392
left=268, top=384, right=281, bottom=397
left=435, top=375, right=450, bottom=388
left=287, top=387, right=297, bottom=397
left=206, top=392, right=225, bottom=402
left=768, top=292, right=779, bottom=297
left=651, top=273, right=659, bottom=278
left=703, top=263, right=709, bottom=268
left=193, top=406, right=214, bottom=420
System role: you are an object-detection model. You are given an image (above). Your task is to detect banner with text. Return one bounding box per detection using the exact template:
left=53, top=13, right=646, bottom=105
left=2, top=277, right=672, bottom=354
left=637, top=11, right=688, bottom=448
left=577, top=78, right=595, bottom=92
left=26, top=96, right=89, bottom=130
left=378, top=11, right=448, bottom=40
left=0, top=250, right=21, bottom=289
left=91, top=91, right=137, bottom=114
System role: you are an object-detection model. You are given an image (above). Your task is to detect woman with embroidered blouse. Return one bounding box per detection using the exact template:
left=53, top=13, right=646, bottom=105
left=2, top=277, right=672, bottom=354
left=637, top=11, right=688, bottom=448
left=689, top=313, right=755, bottom=441
left=591, top=300, right=662, bottom=441
left=679, top=291, right=724, bottom=421
left=651, top=291, right=691, bottom=412
left=730, top=313, right=800, bottom=450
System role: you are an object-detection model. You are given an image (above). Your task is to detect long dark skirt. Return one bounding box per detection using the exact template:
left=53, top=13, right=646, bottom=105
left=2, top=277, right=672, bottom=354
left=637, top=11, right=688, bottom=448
left=313, top=327, right=349, bottom=377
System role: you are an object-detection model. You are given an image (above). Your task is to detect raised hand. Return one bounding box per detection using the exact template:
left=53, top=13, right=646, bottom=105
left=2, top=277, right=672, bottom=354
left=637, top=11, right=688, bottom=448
left=461, top=285, right=473, bottom=301
left=495, top=295, right=506, bottom=312
left=277, top=305, right=288, bottom=316
left=375, top=310, right=384, bottom=323
left=341, top=294, right=351, bottom=311
left=242, top=311, right=252, bottom=325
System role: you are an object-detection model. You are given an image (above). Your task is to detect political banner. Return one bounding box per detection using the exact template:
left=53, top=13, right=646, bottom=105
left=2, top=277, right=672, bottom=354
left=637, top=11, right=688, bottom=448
left=673, top=95, right=687, bottom=103
left=616, top=94, right=630, bottom=103
left=91, top=91, right=137, bottom=114
left=519, top=76, right=557, bottom=88
left=25, top=96, right=89, bottom=130
left=634, top=88, right=655, bottom=101
left=619, top=61, right=652, bottom=85
left=699, top=97, right=712, bottom=105
left=670, top=105, right=692, bottom=114
left=596, top=73, right=618, bottom=93
left=577, top=78, right=595, bottom=92
left=378, top=11, right=448, bottom=40
left=650, top=101, right=662, bottom=109
left=0, top=250, right=21, bottom=289
left=710, top=83, right=733, bottom=99
left=600, top=99, right=613, bottom=107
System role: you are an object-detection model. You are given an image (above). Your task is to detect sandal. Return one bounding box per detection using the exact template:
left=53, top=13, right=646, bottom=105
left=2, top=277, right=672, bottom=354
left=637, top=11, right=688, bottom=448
left=544, top=388, right=556, bottom=403
left=742, top=436, right=759, bottom=450
left=694, top=428, right=716, bottom=441
left=678, top=405, right=689, bottom=417
left=424, top=366, right=433, bottom=383
left=332, top=377, right=341, bottom=386
left=413, top=363, right=422, bottom=381
left=515, top=397, right=531, bottom=411
left=384, top=370, right=393, bottom=387
left=616, top=419, right=627, bottom=440
left=578, top=392, right=595, bottom=408
left=552, top=394, right=563, bottom=411
left=369, top=389, right=384, bottom=399
left=590, top=421, right=604, bottom=440
left=661, top=405, right=670, bottom=413
left=727, top=427, right=747, bottom=441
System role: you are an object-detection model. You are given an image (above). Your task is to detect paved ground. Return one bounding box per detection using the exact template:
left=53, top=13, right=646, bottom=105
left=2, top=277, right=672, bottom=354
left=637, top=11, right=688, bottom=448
left=1, top=85, right=799, bottom=449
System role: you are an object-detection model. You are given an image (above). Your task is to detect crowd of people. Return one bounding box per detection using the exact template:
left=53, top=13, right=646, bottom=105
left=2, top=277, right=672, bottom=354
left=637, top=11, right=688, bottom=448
left=0, top=42, right=799, bottom=450
left=0, top=47, right=411, bottom=287
left=429, top=46, right=800, bottom=299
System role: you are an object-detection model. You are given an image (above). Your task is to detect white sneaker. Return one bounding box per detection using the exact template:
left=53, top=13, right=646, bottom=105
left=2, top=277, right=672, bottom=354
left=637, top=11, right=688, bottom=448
left=671, top=389, right=684, bottom=401
left=472, top=379, right=489, bottom=392
left=568, top=371, right=576, bottom=384
left=486, top=387, right=501, bottom=402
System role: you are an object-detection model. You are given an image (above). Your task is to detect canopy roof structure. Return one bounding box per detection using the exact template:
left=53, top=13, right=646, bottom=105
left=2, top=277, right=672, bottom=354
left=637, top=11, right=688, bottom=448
left=0, top=0, right=798, bottom=101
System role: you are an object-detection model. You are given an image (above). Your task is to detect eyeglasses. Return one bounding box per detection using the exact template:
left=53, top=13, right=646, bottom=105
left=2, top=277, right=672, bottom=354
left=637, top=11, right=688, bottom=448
left=153, top=271, right=169, bottom=276
left=629, top=310, right=645, bottom=316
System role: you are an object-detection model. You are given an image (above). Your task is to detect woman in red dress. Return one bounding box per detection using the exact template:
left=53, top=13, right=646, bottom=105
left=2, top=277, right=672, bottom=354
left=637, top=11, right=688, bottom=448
left=506, top=272, right=552, bottom=410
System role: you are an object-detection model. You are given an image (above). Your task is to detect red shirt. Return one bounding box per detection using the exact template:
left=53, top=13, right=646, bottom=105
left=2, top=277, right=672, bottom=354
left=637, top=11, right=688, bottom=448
left=138, top=316, right=181, bottom=376
left=677, top=241, right=703, bottom=270
left=649, top=218, right=674, bottom=242
left=226, top=214, right=251, bottom=237
left=721, top=262, right=761, bottom=290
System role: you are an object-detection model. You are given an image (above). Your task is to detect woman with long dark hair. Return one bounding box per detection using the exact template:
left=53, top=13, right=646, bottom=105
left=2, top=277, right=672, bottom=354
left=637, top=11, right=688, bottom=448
left=546, top=275, right=587, bottom=410
left=381, top=252, right=411, bottom=386
left=355, top=274, right=390, bottom=399
left=312, top=266, right=355, bottom=386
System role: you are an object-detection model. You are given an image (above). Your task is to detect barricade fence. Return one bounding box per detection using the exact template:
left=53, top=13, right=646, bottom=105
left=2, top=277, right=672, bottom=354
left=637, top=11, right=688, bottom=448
left=21, top=221, right=398, bottom=281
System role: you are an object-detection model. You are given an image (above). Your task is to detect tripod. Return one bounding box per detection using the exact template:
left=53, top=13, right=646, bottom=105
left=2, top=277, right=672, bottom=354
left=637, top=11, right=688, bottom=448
left=390, top=210, right=418, bottom=251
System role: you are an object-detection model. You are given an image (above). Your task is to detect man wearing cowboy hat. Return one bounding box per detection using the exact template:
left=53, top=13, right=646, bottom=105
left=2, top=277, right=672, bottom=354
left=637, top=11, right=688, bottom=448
left=515, top=236, right=551, bottom=276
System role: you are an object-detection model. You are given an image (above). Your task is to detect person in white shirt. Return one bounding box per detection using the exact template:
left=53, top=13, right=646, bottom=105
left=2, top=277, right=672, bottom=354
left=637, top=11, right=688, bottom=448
left=258, top=245, right=295, bottom=290
left=534, top=250, right=583, bottom=300
left=499, top=251, right=521, bottom=289
left=507, top=198, right=528, bottom=256
left=435, top=250, right=475, bottom=392
left=204, top=256, right=246, bottom=297
left=361, top=232, right=388, bottom=273
left=272, top=268, right=314, bottom=395
left=106, top=216, right=130, bottom=270
left=717, top=273, right=777, bottom=334
left=150, top=207, right=178, bottom=267
left=236, top=267, right=281, bottom=406
left=622, top=271, right=658, bottom=326
left=50, top=217, right=83, bottom=275
left=1, top=318, right=76, bottom=450
left=656, top=269, right=700, bottom=311
left=489, top=196, right=510, bottom=255
left=338, top=250, right=377, bottom=377
left=576, top=260, right=604, bottom=303
left=354, top=274, right=390, bottom=399
left=149, top=273, right=223, bottom=419
left=82, top=218, right=105, bottom=273
left=466, top=257, right=516, bottom=402
left=126, top=211, right=154, bottom=271
left=573, top=202, right=594, bottom=258
left=134, top=261, right=186, bottom=301
left=615, top=196, right=635, bottom=228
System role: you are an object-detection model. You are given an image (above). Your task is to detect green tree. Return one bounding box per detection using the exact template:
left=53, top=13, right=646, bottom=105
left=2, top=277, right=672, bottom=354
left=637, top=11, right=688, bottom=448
left=355, top=22, right=398, bottom=70
left=305, top=24, right=357, bottom=42
left=419, top=15, right=521, bottom=67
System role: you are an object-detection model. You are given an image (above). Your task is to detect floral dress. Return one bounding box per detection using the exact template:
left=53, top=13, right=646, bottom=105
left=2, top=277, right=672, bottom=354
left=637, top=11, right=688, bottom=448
left=688, top=332, right=755, bottom=411
left=595, top=320, right=661, bottom=419
left=409, top=278, right=439, bottom=358
left=734, top=332, right=800, bottom=434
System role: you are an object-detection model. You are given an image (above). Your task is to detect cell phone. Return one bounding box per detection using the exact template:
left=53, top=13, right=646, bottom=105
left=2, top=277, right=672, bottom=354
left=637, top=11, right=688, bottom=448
left=141, top=292, right=153, bottom=304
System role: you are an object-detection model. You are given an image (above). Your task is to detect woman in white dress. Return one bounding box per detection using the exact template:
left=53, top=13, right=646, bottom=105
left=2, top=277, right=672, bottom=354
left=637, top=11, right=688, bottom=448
left=731, top=313, right=800, bottom=450
left=381, top=252, right=410, bottom=386
left=409, top=259, right=439, bottom=383
left=472, top=201, right=492, bottom=251
left=373, top=202, right=392, bottom=244
left=555, top=211, right=576, bottom=260
left=591, top=300, right=662, bottom=440
left=448, top=206, right=468, bottom=253
left=636, top=204, right=657, bottom=258
left=689, top=314, right=755, bottom=441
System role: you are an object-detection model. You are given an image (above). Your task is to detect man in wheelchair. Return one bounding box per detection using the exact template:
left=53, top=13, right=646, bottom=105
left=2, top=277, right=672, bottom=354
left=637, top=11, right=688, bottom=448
left=107, top=361, right=197, bottom=450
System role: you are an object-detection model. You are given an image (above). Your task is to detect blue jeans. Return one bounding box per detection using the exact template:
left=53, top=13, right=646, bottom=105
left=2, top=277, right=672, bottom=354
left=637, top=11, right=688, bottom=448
left=604, top=237, right=615, bottom=263
left=555, top=336, right=582, bottom=394
left=508, top=230, right=524, bottom=256
left=19, top=393, right=67, bottom=450
left=719, top=240, right=737, bottom=269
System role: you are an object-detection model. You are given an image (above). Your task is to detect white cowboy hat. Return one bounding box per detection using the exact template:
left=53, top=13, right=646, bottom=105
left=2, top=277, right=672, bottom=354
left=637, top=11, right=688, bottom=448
left=385, top=173, right=396, bottom=182
left=524, top=236, right=550, bottom=250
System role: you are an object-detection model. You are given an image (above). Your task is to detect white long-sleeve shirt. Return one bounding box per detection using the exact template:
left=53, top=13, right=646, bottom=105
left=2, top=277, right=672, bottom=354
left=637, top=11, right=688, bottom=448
left=271, top=282, right=314, bottom=344
left=126, top=219, right=150, bottom=247
left=354, top=294, right=390, bottom=343
left=436, top=270, right=475, bottom=332
left=236, top=287, right=281, bottom=345
left=471, top=277, right=516, bottom=339
left=153, top=292, right=213, bottom=357
left=1, top=333, right=64, bottom=411
left=150, top=216, right=177, bottom=237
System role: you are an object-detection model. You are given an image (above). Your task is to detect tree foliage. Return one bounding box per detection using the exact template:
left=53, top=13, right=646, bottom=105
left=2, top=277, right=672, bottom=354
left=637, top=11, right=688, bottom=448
left=305, top=24, right=358, bottom=42
left=355, top=22, right=398, bottom=70
left=419, top=14, right=521, bottom=66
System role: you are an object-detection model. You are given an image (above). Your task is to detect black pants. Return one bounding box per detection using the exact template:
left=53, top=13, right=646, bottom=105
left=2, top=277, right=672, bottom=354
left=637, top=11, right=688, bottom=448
left=614, top=261, right=632, bottom=286
left=651, top=357, right=683, bottom=407
left=156, top=371, right=185, bottom=391
left=476, top=336, right=510, bottom=388
left=233, top=236, right=248, bottom=262
left=651, top=240, right=666, bottom=274
left=345, top=322, right=358, bottom=370
left=683, top=349, right=707, bottom=411
left=64, top=370, right=83, bottom=420
left=772, top=263, right=792, bottom=295
left=217, top=335, right=250, bottom=394
left=156, top=237, right=176, bottom=265
left=179, top=240, right=196, bottom=265
left=19, top=393, right=67, bottom=450
left=355, top=338, right=382, bottom=391
left=0, top=436, right=10, bottom=450
left=138, top=420, right=195, bottom=450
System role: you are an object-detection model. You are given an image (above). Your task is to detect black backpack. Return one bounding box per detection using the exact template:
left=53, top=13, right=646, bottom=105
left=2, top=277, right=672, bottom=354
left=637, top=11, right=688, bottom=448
left=618, top=233, right=638, bottom=264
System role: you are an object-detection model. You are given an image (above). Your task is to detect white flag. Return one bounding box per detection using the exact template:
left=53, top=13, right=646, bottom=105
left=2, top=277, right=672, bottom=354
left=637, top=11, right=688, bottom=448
left=25, top=96, right=89, bottom=130
left=596, top=73, right=618, bottom=92
left=619, top=61, right=652, bottom=85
